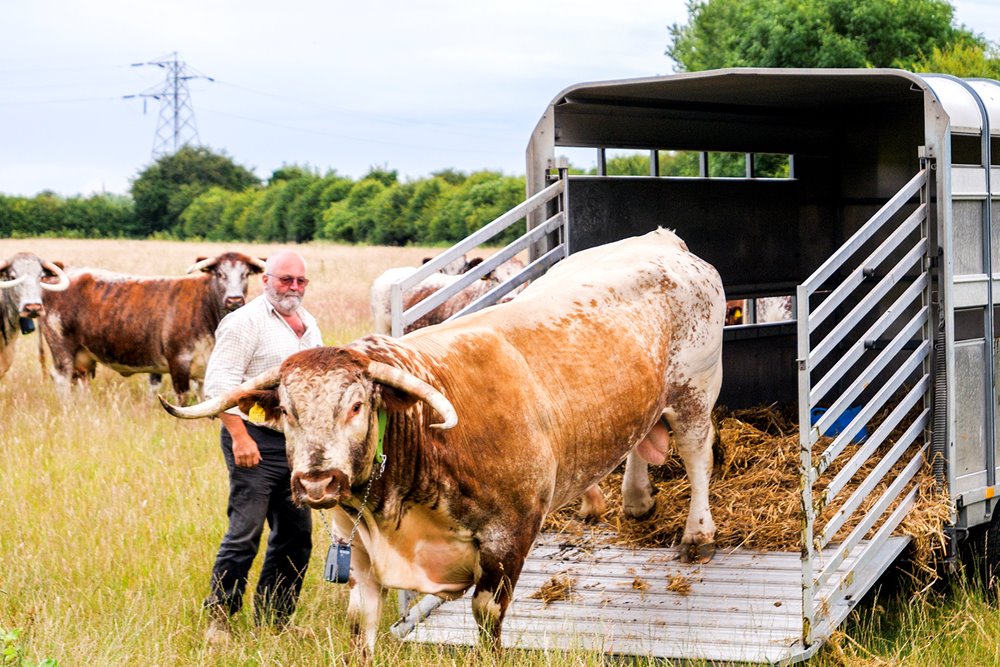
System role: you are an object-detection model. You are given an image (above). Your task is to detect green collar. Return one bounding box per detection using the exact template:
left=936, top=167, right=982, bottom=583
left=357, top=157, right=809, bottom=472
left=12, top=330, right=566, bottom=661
left=375, top=408, right=387, bottom=467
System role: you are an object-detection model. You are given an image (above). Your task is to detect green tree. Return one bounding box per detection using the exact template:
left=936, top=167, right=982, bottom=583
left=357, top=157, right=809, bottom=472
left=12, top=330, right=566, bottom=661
left=429, top=168, right=467, bottom=186
left=405, top=178, right=451, bottom=244
left=16, top=193, right=63, bottom=237
left=667, top=0, right=990, bottom=72
left=260, top=177, right=315, bottom=242
left=58, top=193, right=137, bottom=238
left=130, top=146, right=259, bottom=237
left=429, top=172, right=525, bottom=245
left=285, top=173, right=349, bottom=243
left=914, top=38, right=1000, bottom=77
left=362, top=166, right=398, bottom=188
left=180, top=186, right=234, bottom=239
left=320, top=179, right=386, bottom=243
left=217, top=188, right=260, bottom=241
left=369, top=182, right=417, bottom=246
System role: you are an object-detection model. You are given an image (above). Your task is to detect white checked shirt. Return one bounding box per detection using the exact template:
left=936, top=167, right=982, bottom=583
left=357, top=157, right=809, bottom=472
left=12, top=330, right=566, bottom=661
left=204, top=294, right=323, bottom=423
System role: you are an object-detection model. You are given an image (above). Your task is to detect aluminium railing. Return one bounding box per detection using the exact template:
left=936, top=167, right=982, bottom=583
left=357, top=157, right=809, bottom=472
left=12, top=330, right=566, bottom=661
left=796, top=166, right=931, bottom=646
left=388, top=168, right=569, bottom=337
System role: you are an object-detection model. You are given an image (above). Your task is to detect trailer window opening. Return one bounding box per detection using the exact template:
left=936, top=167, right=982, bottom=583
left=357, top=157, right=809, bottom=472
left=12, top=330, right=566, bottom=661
left=725, top=296, right=795, bottom=327
left=951, top=134, right=983, bottom=166
left=562, top=148, right=794, bottom=179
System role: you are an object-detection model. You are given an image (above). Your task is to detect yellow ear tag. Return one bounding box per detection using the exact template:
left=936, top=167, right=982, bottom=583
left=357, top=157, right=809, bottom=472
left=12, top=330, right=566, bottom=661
left=248, top=403, right=266, bottom=424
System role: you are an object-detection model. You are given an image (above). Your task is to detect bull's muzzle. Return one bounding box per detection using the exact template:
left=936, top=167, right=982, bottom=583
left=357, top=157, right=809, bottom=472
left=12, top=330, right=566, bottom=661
left=291, top=469, right=351, bottom=508
left=224, top=296, right=246, bottom=311
left=20, top=303, right=44, bottom=318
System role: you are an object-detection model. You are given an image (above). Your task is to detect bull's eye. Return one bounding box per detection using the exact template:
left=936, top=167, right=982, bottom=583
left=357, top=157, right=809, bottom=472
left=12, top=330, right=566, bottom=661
left=352, top=402, right=363, bottom=414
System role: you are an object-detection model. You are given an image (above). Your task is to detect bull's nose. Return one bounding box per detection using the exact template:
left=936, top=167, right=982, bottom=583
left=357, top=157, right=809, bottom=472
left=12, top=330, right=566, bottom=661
left=21, top=303, right=43, bottom=317
left=291, top=469, right=350, bottom=506
left=224, top=297, right=245, bottom=311
left=302, top=475, right=333, bottom=501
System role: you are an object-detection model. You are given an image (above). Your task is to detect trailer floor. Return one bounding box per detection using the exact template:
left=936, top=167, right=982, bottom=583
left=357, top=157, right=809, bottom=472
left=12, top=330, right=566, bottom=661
left=391, top=531, right=910, bottom=664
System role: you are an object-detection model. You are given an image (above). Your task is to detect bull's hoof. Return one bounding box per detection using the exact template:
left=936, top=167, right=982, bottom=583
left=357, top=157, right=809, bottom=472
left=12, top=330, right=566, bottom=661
left=680, top=541, right=716, bottom=564
left=623, top=501, right=657, bottom=521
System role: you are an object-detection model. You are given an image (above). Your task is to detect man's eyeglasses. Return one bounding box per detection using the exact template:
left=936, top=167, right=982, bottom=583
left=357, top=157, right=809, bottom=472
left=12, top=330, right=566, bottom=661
left=268, top=274, right=310, bottom=287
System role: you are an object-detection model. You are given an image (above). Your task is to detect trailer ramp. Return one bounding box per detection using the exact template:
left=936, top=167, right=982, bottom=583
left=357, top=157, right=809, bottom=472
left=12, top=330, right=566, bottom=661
left=392, top=532, right=910, bottom=664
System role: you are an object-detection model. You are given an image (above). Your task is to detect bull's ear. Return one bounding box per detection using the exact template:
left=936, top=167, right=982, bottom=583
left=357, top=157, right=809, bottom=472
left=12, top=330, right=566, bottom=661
left=376, top=385, right=418, bottom=414
left=467, top=257, right=484, bottom=269
left=249, top=259, right=265, bottom=275
left=237, top=390, right=282, bottom=423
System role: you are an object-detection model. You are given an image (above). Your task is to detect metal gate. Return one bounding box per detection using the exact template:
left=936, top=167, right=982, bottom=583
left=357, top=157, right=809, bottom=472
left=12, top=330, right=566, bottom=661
left=796, top=165, right=933, bottom=645
left=386, top=167, right=570, bottom=336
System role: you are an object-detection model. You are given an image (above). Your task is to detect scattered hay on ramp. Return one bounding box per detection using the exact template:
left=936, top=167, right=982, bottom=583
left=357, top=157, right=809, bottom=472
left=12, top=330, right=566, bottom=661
left=544, top=402, right=950, bottom=579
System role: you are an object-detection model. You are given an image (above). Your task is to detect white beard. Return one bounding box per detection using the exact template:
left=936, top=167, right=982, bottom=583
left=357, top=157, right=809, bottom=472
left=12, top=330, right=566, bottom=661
left=265, top=284, right=303, bottom=314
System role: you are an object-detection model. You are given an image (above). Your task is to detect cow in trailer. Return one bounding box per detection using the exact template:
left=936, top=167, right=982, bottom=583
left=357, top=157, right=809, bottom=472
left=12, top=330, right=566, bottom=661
left=0, top=253, right=70, bottom=379
left=40, top=252, right=266, bottom=398
left=161, top=228, right=724, bottom=656
left=370, top=256, right=524, bottom=335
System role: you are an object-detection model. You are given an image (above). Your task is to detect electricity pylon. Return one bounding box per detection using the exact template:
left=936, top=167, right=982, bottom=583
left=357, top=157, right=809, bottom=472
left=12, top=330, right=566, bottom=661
left=125, top=52, right=213, bottom=158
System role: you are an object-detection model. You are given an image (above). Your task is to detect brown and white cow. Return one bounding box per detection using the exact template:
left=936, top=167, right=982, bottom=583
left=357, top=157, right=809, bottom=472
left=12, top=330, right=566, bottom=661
left=0, top=253, right=69, bottom=379
left=370, top=256, right=524, bottom=335
left=161, top=228, right=724, bottom=656
left=40, top=252, right=265, bottom=398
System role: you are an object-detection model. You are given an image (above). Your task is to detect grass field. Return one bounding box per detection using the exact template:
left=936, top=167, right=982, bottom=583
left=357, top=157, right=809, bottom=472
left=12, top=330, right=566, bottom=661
left=1, top=239, right=999, bottom=666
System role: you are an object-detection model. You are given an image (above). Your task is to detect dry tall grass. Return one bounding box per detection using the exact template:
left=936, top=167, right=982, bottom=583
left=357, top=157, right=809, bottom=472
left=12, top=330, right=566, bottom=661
left=0, top=239, right=997, bottom=666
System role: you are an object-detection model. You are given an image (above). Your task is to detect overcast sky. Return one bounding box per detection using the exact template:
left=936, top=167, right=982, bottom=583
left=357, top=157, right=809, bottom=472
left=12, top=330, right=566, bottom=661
left=2, top=0, right=998, bottom=198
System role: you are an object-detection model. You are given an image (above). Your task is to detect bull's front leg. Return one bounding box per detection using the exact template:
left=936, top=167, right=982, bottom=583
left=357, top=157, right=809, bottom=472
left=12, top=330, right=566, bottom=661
left=346, top=543, right=384, bottom=660
left=471, top=520, right=539, bottom=651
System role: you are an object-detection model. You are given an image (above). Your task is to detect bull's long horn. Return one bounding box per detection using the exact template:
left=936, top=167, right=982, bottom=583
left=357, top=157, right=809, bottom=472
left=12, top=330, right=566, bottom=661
left=368, top=361, right=458, bottom=430
left=0, top=273, right=27, bottom=289
left=158, top=366, right=282, bottom=419
left=39, top=261, right=70, bottom=292
left=186, top=256, right=217, bottom=274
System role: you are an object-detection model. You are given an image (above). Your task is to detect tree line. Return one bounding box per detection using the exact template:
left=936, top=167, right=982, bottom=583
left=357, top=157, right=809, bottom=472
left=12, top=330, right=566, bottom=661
left=0, top=156, right=531, bottom=247
left=2, top=0, right=997, bottom=244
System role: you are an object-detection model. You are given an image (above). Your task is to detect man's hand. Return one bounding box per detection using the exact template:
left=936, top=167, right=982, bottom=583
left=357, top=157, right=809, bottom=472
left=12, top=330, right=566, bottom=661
left=232, top=432, right=262, bottom=468
left=221, top=412, right=261, bottom=468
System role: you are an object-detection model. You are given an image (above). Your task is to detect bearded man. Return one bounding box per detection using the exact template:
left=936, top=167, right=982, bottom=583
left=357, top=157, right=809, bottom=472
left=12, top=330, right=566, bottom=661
left=199, top=249, right=323, bottom=644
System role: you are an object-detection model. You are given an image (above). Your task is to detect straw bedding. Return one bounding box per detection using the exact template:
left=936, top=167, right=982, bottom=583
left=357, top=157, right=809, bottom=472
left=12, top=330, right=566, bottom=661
left=543, top=403, right=950, bottom=577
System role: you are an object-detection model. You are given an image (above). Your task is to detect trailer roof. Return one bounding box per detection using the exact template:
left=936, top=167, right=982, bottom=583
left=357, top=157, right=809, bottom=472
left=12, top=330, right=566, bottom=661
left=527, top=68, right=999, bottom=160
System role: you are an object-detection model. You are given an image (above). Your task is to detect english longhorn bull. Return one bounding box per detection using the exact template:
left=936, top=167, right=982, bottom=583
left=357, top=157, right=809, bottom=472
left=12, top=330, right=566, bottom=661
left=0, top=253, right=69, bottom=379
left=161, top=228, right=724, bottom=656
left=41, top=252, right=265, bottom=398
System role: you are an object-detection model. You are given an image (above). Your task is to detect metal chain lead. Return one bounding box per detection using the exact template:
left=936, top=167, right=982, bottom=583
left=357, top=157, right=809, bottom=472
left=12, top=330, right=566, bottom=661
left=317, top=455, right=386, bottom=547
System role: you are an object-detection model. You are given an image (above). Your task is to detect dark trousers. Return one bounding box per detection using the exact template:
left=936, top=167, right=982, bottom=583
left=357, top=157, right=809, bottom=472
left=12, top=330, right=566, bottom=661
left=205, top=422, right=312, bottom=624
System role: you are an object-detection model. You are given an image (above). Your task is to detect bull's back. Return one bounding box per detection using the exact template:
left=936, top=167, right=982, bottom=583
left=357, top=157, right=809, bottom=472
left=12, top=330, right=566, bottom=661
left=406, top=229, right=724, bottom=508
left=45, top=272, right=209, bottom=366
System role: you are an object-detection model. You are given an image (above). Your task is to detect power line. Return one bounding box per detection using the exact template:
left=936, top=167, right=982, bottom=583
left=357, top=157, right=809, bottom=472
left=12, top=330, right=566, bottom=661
left=124, top=52, right=213, bottom=158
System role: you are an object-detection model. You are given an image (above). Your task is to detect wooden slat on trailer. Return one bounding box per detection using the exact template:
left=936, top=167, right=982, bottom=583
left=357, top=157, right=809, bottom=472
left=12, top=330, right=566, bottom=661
left=392, top=532, right=910, bottom=664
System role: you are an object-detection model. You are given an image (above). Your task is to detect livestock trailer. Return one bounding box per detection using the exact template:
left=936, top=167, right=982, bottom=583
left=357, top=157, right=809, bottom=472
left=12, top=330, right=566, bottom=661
left=386, top=68, right=1000, bottom=663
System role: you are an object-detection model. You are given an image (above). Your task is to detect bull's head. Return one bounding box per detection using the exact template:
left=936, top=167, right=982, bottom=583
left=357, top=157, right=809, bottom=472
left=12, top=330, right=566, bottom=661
left=0, top=253, right=70, bottom=318
left=158, top=347, right=457, bottom=508
left=187, top=252, right=266, bottom=312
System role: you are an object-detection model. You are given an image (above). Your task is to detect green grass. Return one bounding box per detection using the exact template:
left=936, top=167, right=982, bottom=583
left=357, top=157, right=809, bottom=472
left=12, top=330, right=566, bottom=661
left=2, top=239, right=998, bottom=665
